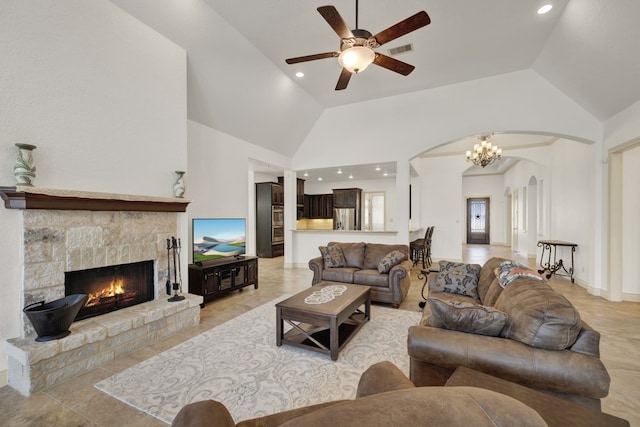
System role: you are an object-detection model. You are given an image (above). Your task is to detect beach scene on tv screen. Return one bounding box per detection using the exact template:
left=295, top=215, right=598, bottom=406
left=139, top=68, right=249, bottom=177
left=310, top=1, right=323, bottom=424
left=193, top=219, right=246, bottom=262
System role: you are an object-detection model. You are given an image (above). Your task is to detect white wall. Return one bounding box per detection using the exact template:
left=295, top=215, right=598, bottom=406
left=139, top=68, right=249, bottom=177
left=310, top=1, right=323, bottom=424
left=186, top=120, right=291, bottom=266
left=294, top=70, right=602, bottom=170
left=410, top=156, right=466, bottom=261
left=546, top=140, right=596, bottom=285
left=462, top=174, right=507, bottom=245
left=603, top=101, right=640, bottom=298
left=622, top=145, right=640, bottom=295
left=0, top=0, right=187, bottom=381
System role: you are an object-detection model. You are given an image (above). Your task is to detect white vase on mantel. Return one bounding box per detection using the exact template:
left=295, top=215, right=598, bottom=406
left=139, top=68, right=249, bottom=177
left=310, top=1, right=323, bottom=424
left=173, top=171, right=185, bottom=198
left=14, top=143, right=37, bottom=187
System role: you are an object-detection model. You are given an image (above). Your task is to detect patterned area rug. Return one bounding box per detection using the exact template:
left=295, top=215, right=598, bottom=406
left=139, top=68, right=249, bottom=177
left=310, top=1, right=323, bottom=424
left=95, top=296, right=421, bottom=424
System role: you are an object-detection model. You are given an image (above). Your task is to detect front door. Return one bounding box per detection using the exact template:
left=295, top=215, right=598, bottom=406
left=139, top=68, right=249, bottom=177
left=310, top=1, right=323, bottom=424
left=467, top=198, right=490, bottom=244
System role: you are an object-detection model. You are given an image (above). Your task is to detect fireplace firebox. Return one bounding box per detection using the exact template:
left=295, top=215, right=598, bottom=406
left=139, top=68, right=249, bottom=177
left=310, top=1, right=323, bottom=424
left=65, top=260, right=155, bottom=321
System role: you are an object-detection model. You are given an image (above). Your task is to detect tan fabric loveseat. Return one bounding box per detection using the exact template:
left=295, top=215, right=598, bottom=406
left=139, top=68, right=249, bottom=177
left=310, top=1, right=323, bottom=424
left=407, top=257, right=611, bottom=410
left=308, top=242, right=412, bottom=308
left=172, top=361, right=547, bottom=427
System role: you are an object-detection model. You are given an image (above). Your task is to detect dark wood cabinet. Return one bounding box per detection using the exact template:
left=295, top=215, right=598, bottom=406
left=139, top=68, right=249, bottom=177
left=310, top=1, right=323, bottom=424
left=188, top=256, right=258, bottom=306
left=256, top=182, right=284, bottom=258
left=304, top=193, right=333, bottom=219
left=333, top=188, right=362, bottom=208
left=296, top=179, right=305, bottom=205
left=277, top=177, right=305, bottom=219
left=271, top=183, right=284, bottom=205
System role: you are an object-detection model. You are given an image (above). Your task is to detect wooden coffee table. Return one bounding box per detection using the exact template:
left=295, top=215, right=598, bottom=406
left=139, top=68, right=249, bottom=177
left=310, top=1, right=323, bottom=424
left=276, top=282, right=370, bottom=360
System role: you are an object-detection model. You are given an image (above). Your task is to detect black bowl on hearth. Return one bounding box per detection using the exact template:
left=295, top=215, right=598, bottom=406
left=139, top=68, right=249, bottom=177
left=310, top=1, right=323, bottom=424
left=23, top=294, right=88, bottom=342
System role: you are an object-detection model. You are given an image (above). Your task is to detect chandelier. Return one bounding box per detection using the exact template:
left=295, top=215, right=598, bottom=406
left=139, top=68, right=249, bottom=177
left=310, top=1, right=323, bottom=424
left=465, top=135, right=502, bottom=168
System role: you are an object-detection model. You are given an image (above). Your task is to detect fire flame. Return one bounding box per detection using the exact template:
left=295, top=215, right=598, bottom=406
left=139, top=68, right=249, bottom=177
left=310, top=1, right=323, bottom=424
left=86, top=278, right=126, bottom=306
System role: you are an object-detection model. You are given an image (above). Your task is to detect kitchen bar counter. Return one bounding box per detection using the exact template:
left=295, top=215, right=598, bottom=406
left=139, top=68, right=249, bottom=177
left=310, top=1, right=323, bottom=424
left=293, top=229, right=398, bottom=234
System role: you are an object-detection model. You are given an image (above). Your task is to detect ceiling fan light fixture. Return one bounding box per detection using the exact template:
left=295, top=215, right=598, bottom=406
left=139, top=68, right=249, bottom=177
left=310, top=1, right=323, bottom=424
left=338, top=46, right=375, bottom=73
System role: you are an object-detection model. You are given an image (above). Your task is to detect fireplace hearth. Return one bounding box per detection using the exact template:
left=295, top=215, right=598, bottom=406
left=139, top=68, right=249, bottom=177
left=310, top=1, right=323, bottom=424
left=65, top=260, right=154, bottom=321
left=2, top=187, right=201, bottom=396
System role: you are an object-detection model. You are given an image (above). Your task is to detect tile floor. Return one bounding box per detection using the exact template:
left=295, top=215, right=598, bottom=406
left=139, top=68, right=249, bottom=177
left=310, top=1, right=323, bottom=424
left=0, top=245, right=638, bottom=426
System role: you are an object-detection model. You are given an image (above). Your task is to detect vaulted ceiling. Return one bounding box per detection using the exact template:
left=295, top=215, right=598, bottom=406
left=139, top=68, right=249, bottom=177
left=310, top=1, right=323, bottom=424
left=113, top=0, right=640, bottom=157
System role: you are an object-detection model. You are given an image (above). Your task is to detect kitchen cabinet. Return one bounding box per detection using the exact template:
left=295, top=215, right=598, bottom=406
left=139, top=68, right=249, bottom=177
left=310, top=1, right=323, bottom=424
left=333, top=188, right=362, bottom=208
left=296, top=178, right=306, bottom=219
left=271, top=183, right=284, bottom=205
left=277, top=177, right=305, bottom=219
left=304, top=194, right=333, bottom=219
left=296, top=179, right=305, bottom=205
left=256, top=182, right=284, bottom=257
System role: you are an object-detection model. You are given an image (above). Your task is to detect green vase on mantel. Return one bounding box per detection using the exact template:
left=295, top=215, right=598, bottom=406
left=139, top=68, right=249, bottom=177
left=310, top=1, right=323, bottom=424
left=14, top=143, right=37, bottom=187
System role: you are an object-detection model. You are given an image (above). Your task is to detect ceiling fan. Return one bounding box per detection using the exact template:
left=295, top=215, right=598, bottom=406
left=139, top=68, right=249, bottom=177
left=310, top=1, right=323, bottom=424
left=285, top=1, right=431, bottom=91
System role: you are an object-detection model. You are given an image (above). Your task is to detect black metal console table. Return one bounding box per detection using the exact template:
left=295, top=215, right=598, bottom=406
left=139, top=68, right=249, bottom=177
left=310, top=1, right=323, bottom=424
left=418, top=265, right=440, bottom=308
left=537, top=240, right=577, bottom=283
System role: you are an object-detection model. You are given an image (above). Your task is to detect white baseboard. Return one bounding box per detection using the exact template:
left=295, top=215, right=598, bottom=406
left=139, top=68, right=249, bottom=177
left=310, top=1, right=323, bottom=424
left=622, top=292, right=640, bottom=302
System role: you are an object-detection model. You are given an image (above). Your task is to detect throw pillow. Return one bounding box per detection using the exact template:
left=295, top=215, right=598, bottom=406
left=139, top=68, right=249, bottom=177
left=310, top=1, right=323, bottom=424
left=426, top=298, right=508, bottom=337
left=494, top=261, right=546, bottom=288
left=433, top=261, right=481, bottom=300
left=377, top=250, right=406, bottom=273
left=319, top=245, right=347, bottom=268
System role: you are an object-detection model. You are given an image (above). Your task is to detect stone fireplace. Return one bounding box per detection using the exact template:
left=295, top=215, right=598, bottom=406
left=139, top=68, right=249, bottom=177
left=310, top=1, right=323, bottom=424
left=1, top=187, right=203, bottom=396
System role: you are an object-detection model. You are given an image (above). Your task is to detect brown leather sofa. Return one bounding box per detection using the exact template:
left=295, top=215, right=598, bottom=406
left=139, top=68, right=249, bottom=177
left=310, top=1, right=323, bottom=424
left=408, top=257, right=611, bottom=410
left=172, top=361, right=547, bottom=427
left=309, top=242, right=412, bottom=308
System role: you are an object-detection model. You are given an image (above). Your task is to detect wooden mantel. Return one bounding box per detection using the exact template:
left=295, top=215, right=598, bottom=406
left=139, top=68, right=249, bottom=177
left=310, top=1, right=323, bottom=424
left=0, top=186, right=189, bottom=212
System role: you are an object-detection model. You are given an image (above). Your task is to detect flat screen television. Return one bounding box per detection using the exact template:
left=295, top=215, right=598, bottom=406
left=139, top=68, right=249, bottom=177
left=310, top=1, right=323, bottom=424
left=192, top=218, right=246, bottom=263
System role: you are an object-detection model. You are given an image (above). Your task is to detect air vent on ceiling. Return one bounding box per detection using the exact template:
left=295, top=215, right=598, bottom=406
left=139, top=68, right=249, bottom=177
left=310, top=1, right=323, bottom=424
left=388, top=43, right=413, bottom=56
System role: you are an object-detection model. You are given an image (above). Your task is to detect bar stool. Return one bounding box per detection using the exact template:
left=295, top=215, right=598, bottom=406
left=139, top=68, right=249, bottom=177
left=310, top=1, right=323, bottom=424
left=424, top=226, right=435, bottom=267
left=411, top=226, right=433, bottom=268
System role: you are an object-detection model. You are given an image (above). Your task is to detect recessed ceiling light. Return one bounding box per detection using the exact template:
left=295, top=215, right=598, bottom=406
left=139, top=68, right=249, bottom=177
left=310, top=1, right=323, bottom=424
left=295, top=72, right=304, bottom=78
left=303, top=171, right=308, bottom=177
left=537, top=4, right=552, bottom=14
left=383, top=171, right=388, bottom=176
left=337, top=168, right=343, bottom=174
left=349, top=174, right=354, bottom=179
left=318, top=177, right=322, bottom=181
left=375, top=165, right=381, bottom=171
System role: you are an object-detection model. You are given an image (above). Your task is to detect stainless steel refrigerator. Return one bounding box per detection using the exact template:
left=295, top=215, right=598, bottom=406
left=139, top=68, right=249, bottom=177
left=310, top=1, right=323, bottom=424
left=334, top=208, right=356, bottom=230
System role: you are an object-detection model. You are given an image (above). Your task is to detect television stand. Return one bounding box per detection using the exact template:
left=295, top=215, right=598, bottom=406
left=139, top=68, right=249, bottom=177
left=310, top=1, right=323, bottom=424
left=188, top=256, right=258, bottom=307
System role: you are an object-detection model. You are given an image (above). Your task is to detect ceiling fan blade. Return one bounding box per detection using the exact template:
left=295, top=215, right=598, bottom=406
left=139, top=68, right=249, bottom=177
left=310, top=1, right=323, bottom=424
left=317, top=6, right=354, bottom=39
left=373, top=11, right=431, bottom=46
left=285, top=52, right=338, bottom=64
left=335, top=68, right=352, bottom=91
left=373, top=54, right=415, bottom=76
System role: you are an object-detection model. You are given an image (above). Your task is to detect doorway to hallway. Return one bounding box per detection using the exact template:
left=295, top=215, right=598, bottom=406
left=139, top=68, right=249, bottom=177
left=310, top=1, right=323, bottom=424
left=467, top=197, right=490, bottom=244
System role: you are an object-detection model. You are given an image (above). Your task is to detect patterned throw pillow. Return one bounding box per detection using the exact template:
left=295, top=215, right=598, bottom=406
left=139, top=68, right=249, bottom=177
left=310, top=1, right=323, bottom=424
left=377, top=250, right=406, bottom=273
left=319, top=245, right=347, bottom=268
left=425, top=298, right=508, bottom=337
left=433, top=261, right=481, bottom=299
left=494, top=260, right=546, bottom=288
